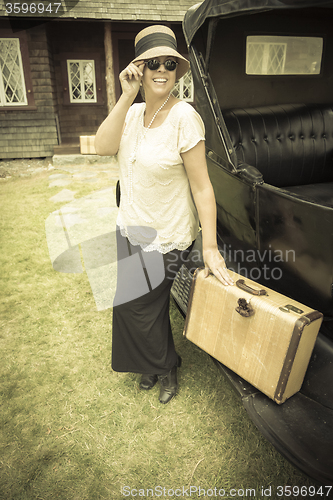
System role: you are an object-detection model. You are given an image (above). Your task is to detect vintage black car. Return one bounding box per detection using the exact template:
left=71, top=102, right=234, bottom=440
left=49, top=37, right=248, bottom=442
left=171, top=0, right=333, bottom=487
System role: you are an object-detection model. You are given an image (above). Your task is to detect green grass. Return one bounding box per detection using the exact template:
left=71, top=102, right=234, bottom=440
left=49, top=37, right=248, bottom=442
left=0, top=169, right=325, bottom=500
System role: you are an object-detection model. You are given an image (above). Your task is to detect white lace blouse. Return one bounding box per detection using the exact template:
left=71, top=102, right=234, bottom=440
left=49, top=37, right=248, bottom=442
left=116, top=100, right=205, bottom=254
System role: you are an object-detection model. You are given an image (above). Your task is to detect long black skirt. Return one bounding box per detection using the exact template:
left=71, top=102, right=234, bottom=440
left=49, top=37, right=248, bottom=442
left=112, top=227, right=193, bottom=375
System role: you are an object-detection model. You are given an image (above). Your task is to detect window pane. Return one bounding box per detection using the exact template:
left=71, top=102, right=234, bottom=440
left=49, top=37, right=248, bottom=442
left=247, top=43, right=265, bottom=74
left=83, top=62, right=95, bottom=100
left=246, top=36, right=323, bottom=75
left=182, top=71, right=193, bottom=100
left=173, top=80, right=181, bottom=99
left=67, top=60, right=96, bottom=103
left=267, top=44, right=286, bottom=74
left=172, top=70, right=194, bottom=102
left=0, top=38, right=27, bottom=105
left=69, top=62, right=82, bottom=100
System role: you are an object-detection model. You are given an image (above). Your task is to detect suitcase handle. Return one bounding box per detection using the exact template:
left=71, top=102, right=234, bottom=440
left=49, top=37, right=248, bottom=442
left=236, top=279, right=267, bottom=296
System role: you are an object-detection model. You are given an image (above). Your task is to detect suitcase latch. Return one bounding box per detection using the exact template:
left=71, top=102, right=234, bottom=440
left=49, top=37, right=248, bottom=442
left=236, top=298, right=255, bottom=317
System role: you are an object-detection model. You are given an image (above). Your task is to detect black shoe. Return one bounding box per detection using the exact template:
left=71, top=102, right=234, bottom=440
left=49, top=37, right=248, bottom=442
left=158, top=356, right=182, bottom=404
left=139, top=374, right=158, bottom=390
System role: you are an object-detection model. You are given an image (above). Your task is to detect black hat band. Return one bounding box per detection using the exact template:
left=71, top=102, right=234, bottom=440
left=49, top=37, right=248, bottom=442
left=135, top=33, right=177, bottom=58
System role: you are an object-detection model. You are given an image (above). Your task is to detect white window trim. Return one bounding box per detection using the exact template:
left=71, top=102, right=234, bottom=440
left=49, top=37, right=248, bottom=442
left=173, top=70, right=194, bottom=102
left=0, top=38, right=27, bottom=106
left=67, top=59, right=97, bottom=104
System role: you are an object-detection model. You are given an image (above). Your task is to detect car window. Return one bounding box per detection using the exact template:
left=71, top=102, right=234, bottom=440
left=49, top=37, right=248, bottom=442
left=246, top=35, right=323, bottom=75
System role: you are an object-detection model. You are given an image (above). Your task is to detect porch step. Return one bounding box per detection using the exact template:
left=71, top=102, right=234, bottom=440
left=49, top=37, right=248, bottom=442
left=53, top=143, right=80, bottom=155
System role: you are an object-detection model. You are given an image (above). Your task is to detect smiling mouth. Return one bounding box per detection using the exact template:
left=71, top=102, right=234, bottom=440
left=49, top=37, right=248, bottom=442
left=153, top=79, right=167, bottom=83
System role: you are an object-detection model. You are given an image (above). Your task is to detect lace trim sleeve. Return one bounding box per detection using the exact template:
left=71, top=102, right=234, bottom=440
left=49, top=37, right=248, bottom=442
left=177, top=103, right=205, bottom=154
left=123, top=103, right=144, bottom=134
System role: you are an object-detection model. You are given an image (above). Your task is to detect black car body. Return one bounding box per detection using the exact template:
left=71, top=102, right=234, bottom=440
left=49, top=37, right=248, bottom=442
left=171, top=0, right=333, bottom=486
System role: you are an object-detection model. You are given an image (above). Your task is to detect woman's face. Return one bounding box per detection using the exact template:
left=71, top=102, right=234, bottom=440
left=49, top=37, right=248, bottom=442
left=142, top=56, right=177, bottom=99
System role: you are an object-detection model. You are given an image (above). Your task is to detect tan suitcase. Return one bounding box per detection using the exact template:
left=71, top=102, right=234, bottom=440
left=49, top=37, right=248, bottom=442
left=184, top=268, right=323, bottom=404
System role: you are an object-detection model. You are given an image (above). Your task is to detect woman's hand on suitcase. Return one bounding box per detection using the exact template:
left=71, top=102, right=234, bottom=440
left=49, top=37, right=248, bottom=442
left=203, top=248, right=234, bottom=286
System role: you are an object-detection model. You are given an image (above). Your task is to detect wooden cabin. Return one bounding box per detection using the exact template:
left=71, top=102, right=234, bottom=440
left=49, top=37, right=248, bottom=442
left=0, top=1, right=196, bottom=159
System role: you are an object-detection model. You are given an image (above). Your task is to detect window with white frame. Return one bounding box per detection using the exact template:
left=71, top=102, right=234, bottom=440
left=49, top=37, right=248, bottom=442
left=67, top=60, right=97, bottom=103
left=173, top=69, right=194, bottom=102
left=0, top=38, right=27, bottom=106
left=247, top=41, right=287, bottom=75
left=246, top=36, right=323, bottom=75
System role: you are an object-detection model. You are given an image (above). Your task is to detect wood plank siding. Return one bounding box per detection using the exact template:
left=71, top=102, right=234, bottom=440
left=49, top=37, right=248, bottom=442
left=0, top=1, right=197, bottom=159
left=0, top=22, right=59, bottom=158
left=0, top=0, right=196, bottom=22
left=50, top=21, right=107, bottom=144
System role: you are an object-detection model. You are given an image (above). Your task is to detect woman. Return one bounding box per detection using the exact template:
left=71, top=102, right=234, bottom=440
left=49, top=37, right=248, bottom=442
left=95, top=25, right=233, bottom=404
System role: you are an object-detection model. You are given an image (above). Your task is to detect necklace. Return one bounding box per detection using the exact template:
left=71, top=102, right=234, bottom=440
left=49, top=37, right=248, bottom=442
left=128, top=93, right=171, bottom=205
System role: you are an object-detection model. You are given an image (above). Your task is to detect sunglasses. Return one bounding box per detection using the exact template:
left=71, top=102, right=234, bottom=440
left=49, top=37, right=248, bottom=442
left=145, top=59, right=178, bottom=71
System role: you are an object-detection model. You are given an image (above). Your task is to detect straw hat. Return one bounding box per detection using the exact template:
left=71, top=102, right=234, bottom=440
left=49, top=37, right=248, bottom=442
left=131, top=25, right=190, bottom=80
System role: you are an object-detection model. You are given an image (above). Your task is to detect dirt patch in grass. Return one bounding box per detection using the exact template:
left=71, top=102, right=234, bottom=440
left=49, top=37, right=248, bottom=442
left=0, top=157, right=54, bottom=179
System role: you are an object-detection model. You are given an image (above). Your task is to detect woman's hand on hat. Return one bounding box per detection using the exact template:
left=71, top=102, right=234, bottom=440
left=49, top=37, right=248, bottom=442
left=203, top=247, right=234, bottom=286
left=119, top=62, right=145, bottom=98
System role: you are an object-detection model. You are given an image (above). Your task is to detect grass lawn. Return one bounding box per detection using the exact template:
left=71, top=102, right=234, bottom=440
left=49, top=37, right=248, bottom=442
left=0, top=167, right=322, bottom=499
